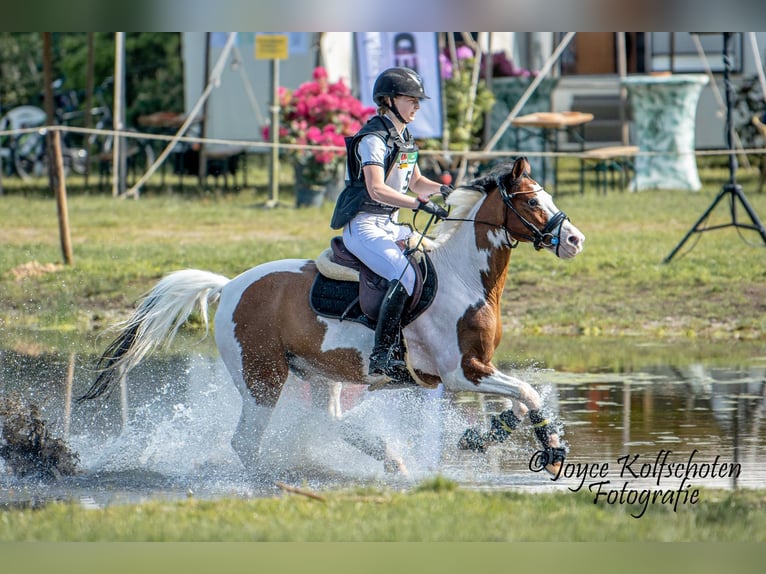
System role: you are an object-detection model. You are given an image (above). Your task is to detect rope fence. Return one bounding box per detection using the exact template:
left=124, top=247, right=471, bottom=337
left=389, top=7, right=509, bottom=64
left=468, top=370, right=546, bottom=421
left=2, top=123, right=766, bottom=175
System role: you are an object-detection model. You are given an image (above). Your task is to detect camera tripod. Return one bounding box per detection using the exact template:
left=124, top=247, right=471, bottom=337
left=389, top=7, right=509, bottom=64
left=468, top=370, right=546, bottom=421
left=664, top=32, right=766, bottom=263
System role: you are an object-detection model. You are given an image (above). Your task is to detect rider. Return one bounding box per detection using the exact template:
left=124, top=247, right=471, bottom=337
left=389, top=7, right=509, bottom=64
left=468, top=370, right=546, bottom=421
left=330, top=66, right=451, bottom=385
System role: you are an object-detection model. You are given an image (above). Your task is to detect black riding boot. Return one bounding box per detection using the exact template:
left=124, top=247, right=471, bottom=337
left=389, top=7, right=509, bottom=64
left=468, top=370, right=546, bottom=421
left=368, top=280, right=416, bottom=385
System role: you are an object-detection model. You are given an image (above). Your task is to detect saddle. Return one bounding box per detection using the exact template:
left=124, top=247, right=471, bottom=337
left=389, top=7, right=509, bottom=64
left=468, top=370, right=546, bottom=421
left=310, top=236, right=437, bottom=329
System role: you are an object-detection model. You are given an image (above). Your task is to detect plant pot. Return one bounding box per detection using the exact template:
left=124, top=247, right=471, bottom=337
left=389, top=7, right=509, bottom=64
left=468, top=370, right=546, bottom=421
left=295, top=182, right=327, bottom=208
left=294, top=162, right=343, bottom=208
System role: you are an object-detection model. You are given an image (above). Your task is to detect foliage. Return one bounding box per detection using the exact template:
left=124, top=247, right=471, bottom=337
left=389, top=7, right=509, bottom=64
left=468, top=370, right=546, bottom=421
left=438, top=45, right=496, bottom=152
left=420, top=44, right=498, bottom=179
left=0, top=33, right=44, bottom=109
left=0, top=32, right=183, bottom=128
left=263, top=66, right=375, bottom=185
left=734, top=75, right=765, bottom=148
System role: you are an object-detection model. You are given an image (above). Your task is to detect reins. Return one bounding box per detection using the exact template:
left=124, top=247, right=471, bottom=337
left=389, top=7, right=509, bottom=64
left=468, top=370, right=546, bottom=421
left=412, top=178, right=569, bottom=254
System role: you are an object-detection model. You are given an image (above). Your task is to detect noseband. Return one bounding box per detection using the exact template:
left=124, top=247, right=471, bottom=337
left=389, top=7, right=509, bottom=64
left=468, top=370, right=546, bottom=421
left=496, top=175, right=569, bottom=255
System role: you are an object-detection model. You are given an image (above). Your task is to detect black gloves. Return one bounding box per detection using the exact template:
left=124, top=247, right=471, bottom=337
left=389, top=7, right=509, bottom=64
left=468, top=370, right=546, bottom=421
left=439, top=184, right=454, bottom=199
left=416, top=200, right=449, bottom=220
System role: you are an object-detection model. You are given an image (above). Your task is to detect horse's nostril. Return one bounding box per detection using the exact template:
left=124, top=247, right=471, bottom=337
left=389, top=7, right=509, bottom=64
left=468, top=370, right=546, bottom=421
left=568, top=235, right=579, bottom=245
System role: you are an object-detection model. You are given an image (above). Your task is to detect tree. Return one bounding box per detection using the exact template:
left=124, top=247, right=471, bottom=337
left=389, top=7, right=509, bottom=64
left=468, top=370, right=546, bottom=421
left=0, top=33, right=44, bottom=108
left=0, top=33, right=183, bottom=127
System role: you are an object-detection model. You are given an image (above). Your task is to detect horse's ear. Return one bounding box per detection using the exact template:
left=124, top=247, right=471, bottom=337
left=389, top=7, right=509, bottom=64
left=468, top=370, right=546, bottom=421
left=512, top=156, right=531, bottom=180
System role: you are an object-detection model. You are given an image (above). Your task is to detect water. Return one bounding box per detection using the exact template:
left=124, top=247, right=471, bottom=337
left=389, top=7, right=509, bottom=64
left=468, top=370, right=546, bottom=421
left=1, top=348, right=764, bottom=509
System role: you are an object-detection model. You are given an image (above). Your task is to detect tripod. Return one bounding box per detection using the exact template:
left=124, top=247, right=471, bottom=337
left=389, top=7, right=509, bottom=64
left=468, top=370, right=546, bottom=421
left=664, top=32, right=766, bottom=263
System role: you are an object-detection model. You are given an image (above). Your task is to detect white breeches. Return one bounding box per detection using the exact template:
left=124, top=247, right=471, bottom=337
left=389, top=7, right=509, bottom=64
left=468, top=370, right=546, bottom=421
left=343, top=213, right=416, bottom=295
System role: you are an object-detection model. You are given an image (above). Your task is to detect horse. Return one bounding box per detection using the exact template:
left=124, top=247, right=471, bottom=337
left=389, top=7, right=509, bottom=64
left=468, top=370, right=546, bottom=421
left=79, top=156, right=585, bottom=478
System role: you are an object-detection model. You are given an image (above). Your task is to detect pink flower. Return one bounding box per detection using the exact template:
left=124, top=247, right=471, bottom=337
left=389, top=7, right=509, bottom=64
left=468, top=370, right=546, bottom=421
left=456, top=45, right=474, bottom=60
left=313, top=66, right=328, bottom=80
left=269, top=66, right=376, bottom=183
left=439, top=53, right=453, bottom=79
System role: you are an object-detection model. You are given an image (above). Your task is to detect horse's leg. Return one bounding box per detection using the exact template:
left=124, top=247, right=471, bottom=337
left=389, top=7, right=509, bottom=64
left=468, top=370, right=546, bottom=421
left=214, top=273, right=295, bottom=472
left=337, top=419, right=409, bottom=475
left=231, top=396, right=276, bottom=472
left=314, top=381, right=407, bottom=475
left=451, top=367, right=565, bottom=475
left=310, top=381, right=344, bottom=420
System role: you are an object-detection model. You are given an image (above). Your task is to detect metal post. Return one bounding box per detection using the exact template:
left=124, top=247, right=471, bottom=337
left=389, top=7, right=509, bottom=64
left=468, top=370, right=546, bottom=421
left=267, top=58, right=281, bottom=207
left=113, top=32, right=127, bottom=197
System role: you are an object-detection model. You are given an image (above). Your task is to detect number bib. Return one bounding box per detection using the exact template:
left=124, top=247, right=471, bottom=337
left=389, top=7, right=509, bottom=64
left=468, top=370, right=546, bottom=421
left=388, top=150, right=418, bottom=193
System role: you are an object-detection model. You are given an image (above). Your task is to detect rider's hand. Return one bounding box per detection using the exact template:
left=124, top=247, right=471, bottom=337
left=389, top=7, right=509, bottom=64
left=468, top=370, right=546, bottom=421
left=416, top=200, right=448, bottom=221
left=439, top=184, right=454, bottom=199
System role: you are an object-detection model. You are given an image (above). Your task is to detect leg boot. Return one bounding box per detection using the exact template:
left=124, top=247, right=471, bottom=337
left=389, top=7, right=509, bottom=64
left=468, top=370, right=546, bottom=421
left=529, top=409, right=567, bottom=476
left=368, top=280, right=416, bottom=385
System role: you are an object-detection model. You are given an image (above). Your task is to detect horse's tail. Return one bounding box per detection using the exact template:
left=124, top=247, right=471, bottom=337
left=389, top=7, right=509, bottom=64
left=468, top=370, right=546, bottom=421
left=78, top=269, right=230, bottom=402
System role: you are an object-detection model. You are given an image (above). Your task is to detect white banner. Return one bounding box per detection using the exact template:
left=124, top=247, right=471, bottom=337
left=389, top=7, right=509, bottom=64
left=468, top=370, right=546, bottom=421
left=355, top=32, right=443, bottom=139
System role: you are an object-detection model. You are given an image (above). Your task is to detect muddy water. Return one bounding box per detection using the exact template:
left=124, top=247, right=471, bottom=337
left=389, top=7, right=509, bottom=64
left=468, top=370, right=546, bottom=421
left=0, top=347, right=764, bottom=508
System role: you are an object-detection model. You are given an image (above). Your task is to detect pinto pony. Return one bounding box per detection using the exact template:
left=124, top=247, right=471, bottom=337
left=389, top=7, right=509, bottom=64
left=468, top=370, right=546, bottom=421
left=80, top=157, right=584, bottom=476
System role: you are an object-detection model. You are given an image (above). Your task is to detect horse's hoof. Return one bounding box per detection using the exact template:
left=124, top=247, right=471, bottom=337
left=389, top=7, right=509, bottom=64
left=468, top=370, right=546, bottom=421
left=545, top=460, right=563, bottom=477
left=384, top=449, right=409, bottom=476
left=457, top=428, right=486, bottom=452
left=542, top=446, right=567, bottom=477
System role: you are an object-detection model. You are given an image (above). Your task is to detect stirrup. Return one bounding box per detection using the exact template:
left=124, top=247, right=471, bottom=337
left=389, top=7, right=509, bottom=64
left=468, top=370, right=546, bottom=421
left=368, top=344, right=406, bottom=375
left=368, top=363, right=419, bottom=391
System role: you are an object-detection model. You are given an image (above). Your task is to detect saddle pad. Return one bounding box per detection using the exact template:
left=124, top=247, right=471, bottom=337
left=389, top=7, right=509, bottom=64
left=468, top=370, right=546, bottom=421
left=309, top=254, right=438, bottom=330
left=310, top=274, right=374, bottom=328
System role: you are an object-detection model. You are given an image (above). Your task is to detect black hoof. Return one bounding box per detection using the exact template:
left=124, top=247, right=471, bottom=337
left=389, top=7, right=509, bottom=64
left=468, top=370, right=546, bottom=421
left=458, top=428, right=487, bottom=453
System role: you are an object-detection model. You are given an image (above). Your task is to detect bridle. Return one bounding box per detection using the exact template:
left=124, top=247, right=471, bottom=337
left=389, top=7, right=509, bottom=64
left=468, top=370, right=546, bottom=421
left=424, top=175, right=570, bottom=255
left=496, top=174, right=569, bottom=255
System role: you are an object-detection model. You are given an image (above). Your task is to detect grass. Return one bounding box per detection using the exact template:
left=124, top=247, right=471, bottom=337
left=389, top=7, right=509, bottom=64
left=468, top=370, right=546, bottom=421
left=1, top=158, right=766, bottom=544
left=1, top=483, right=765, bottom=541
left=1, top=157, right=764, bottom=367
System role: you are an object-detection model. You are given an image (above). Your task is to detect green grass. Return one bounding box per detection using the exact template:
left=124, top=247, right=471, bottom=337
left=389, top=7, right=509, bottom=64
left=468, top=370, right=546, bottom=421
left=1, top=484, right=765, bottom=541
left=2, top=160, right=766, bottom=544
left=1, top=158, right=764, bottom=366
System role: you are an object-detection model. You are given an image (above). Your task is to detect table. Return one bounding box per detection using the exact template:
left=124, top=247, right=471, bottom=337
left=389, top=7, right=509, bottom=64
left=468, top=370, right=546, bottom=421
left=511, top=111, right=594, bottom=192
left=621, top=73, right=709, bottom=191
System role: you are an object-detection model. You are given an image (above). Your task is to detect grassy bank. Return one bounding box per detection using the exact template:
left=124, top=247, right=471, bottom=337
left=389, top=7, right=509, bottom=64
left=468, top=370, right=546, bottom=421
left=1, top=160, right=765, bottom=368
left=2, top=163, right=766, bottom=545
left=2, top=481, right=765, bottom=541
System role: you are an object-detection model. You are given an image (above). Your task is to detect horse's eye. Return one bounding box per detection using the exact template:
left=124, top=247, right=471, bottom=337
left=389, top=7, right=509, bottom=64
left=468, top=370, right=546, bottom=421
left=528, top=198, right=539, bottom=208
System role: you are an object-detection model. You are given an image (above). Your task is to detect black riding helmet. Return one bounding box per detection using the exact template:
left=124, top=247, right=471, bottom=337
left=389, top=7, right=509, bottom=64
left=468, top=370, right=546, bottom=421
left=372, top=67, right=429, bottom=123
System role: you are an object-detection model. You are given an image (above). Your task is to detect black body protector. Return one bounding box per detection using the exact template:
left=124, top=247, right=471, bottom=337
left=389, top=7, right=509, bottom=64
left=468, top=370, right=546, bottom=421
left=329, top=115, right=416, bottom=230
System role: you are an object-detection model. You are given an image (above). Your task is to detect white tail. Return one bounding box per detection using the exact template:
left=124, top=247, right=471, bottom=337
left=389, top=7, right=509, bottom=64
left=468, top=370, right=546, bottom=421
left=79, top=269, right=230, bottom=401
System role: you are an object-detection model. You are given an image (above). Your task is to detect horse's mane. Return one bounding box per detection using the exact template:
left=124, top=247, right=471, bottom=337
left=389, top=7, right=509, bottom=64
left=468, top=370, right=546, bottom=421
left=428, top=167, right=506, bottom=247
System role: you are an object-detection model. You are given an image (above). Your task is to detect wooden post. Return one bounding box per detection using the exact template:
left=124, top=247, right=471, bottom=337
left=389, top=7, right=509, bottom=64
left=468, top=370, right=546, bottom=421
left=52, top=130, right=74, bottom=265
left=63, top=352, right=75, bottom=439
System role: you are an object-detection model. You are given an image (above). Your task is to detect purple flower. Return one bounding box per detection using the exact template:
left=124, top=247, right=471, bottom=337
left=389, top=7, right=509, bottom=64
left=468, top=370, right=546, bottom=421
left=456, top=45, right=474, bottom=60
left=439, top=53, right=453, bottom=79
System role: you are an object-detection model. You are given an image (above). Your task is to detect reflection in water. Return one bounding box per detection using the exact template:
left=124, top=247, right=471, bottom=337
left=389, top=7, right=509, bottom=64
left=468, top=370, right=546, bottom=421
left=0, top=348, right=764, bottom=508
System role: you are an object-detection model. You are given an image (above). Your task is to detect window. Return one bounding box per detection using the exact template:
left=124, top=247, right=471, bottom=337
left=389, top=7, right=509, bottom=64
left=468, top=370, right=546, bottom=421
left=648, top=33, right=743, bottom=74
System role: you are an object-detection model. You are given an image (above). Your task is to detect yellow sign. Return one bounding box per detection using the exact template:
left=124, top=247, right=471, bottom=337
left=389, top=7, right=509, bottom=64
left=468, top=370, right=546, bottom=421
left=255, top=34, right=289, bottom=60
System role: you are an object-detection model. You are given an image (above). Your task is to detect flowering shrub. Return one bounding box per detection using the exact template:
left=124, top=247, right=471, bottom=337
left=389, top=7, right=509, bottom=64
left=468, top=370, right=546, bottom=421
left=421, top=44, right=536, bottom=181
left=263, top=66, right=375, bottom=185
left=437, top=45, right=496, bottom=152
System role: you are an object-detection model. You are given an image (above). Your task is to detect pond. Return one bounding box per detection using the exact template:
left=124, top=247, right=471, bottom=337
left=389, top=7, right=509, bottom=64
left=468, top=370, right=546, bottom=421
left=1, top=344, right=764, bottom=509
